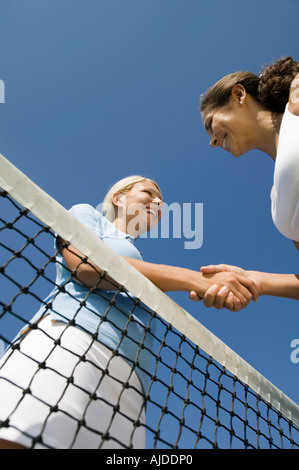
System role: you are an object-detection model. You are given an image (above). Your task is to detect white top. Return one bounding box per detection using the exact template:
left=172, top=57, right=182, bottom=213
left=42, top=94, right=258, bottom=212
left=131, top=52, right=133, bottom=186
left=271, top=104, right=299, bottom=242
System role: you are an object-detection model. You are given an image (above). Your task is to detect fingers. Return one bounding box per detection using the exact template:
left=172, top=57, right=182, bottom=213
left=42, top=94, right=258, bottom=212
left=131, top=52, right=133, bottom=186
left=201, top=263, right=245, bottom=277
left=203, top=285, right=242, bottom=311
left=189, top=291, right=203, bottom=301
left=204, top=273, right=248, bottom=306
left=190, top=286, right=238, bottom=309
left=201, top=280, right=255, bottom=312
left=191, top=266, right=260, bottom=311
left=200, top=265, right=247, bottom=310
left=225, top=292, right=242, bottom=311
left=234, top=274, right=259, bottom=303
left=201, top=264, right=228, bottom=274
left=203, top=284, right=228, bottom=308
left=201, top=267, right=259, bottom=304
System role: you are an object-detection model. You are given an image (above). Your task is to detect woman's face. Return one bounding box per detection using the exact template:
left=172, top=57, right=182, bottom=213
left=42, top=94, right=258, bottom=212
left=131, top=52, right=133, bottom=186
left=120, top=180, right=163, bottom=236
left=202, top=87, right=255, bottom=158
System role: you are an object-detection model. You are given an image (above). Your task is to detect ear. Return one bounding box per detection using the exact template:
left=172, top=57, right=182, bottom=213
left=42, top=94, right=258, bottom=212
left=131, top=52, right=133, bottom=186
left=112, top=192, right=125, bottom=207
left=231, top=84, right=247, bottom=104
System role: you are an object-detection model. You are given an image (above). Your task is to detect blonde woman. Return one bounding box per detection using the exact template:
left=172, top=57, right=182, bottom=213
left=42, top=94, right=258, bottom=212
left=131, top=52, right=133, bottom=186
left=0, top=176, right=259, bottom=449
left=198, top=56, right=299, bottom=308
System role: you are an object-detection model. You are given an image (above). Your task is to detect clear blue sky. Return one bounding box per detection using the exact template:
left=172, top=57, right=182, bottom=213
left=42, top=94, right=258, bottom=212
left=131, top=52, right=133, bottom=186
left=0, top=0, right=298, bottom=415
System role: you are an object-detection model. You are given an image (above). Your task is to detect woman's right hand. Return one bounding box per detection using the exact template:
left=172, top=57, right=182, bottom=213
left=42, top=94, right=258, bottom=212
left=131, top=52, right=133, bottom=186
left=189, top=264, right=260, bottom=311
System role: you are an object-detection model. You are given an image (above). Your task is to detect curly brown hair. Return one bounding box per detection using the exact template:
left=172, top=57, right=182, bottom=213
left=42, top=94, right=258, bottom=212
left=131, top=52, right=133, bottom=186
left=258, top=56, right=299, bottom=113
left=200, top=56, right=299, bottom=115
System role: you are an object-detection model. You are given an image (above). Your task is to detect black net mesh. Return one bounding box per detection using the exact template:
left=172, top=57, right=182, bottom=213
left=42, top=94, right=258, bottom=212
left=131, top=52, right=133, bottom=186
left=0, top=189, right=298, bottom=449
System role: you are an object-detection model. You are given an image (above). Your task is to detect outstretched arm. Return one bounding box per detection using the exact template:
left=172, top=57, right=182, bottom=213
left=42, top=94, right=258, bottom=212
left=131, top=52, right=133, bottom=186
left=59, top=241, right=259, bottom=310
left=199, top=264, right=299, bottom=309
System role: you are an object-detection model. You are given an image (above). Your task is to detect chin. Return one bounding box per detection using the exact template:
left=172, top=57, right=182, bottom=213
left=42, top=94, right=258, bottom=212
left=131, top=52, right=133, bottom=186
left=231, top=148, right=243, bottom=158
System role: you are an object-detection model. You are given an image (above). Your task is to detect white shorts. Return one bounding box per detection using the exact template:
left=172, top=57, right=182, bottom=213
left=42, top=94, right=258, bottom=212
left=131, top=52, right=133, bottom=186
left=0, top=316, right=146, bottom=449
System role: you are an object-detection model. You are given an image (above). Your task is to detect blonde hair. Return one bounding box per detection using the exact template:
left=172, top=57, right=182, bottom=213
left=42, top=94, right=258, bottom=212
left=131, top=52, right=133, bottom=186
left=102, top=175, right=162, bottom=222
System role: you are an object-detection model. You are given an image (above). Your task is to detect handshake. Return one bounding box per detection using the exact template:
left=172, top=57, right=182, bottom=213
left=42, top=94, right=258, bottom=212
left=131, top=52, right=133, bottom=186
left=189, top=264, right=263, bottom=312
left=189, top=264, right=299, bottom=311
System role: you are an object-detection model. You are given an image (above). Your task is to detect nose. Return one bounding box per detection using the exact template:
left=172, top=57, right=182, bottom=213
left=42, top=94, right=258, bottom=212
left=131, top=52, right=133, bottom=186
left=210, top=134, right=218, bottom=148
left=151, top=198, right=163, bottom=219
left=151, top=194, right=163, bottom=204
left=153, top=198, right=163, bottom=209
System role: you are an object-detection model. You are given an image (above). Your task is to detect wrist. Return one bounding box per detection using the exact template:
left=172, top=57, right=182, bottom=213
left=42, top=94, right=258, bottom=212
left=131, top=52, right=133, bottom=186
left=247, top=270, right=265, bottom=296
left=247, top=271, right=299, bottom=299
left=188, top=271, right=207, bottom=297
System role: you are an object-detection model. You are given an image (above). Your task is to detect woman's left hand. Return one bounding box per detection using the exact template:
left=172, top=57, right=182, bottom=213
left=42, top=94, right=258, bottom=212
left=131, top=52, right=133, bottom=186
left=189, top=264, right=260, bottom=311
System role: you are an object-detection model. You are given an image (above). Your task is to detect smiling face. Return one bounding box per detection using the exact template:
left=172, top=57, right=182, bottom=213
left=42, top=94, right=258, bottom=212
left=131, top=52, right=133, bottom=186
left=202, top=85, right=257, bottom=158
left=114, top=180, right=163, bottom=237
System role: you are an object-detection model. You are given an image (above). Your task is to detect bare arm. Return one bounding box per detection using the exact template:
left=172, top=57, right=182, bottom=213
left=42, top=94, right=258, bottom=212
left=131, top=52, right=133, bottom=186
left=59, top=240, right=259, bottom=309
left=200, top=264, right=299, bottom=307
left=248, top=270, right=299, bottom=299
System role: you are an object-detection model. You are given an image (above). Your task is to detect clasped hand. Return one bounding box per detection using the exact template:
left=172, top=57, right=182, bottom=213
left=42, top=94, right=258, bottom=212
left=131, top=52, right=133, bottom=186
left=190, top=264, right=260, bottom=312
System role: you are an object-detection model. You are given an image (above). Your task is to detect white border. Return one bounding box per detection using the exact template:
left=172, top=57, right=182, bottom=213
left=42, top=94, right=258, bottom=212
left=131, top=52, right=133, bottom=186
left=0, top=153, right=298, bottom=429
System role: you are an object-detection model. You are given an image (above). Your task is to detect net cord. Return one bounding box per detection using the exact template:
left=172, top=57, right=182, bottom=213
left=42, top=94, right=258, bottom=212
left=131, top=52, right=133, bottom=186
left=0, top=153, right=298, bottom=428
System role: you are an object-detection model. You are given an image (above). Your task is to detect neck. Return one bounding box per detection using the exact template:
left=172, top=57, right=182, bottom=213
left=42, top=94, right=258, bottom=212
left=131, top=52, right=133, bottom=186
left=113, top=216, right=138, bottom=239
left=255, top=110, right=283, bottom=161
left=113, top=217, right=127, bottom=234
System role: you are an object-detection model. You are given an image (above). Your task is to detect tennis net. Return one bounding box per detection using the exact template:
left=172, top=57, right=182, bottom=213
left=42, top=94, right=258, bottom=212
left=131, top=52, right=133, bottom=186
left=0, top=153, right=298, bottom=449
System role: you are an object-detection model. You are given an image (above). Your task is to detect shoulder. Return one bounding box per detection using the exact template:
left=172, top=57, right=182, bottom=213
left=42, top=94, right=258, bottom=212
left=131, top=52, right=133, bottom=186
left=69, top=204, right=107, bottom=232
left=69, top=203, right=107, bottom=221
left=288, top=72, right=299, bottom=116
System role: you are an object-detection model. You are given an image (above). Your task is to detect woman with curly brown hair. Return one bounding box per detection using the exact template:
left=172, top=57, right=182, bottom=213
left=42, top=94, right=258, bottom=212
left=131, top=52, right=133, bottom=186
left=194, top=56, right=299, bottom=309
